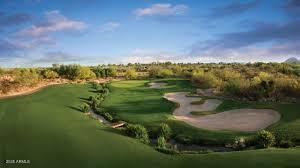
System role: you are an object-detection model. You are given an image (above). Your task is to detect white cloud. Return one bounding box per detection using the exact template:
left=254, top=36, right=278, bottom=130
left=98, top=22, right=120, bottom=33
left=133, top=3, right=188, bottom=17
left=123, top=48, right=181, bottom=63
left=188, top=41, right=300, bottom=63
left=17, top=10, right=87, bottom=37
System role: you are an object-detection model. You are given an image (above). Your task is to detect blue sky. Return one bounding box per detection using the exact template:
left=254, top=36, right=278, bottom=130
left=0, top=0, right=299, bottom=67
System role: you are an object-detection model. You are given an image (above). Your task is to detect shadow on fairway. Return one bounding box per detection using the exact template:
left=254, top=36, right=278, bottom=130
left=79, top=97, right=90, bottom=101
left=67, top=105, right=82, bottom=112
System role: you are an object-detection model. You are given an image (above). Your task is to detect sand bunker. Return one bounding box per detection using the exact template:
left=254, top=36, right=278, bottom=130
left=164, top=92, right=281, bottom=132
left=148, top=82, right=167, bottom=88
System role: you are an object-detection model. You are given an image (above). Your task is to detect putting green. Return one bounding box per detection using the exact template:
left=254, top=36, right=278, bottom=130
left=0, top=82, right=300, bottom=168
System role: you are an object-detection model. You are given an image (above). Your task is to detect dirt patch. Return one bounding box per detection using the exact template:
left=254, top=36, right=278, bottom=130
left=164, top=92, right=281, bottom=132
left=0, top=82, right=62, bottom=100
left=148, top=82, right=167, bottom=89
left=0, top=78, right=111, bottom=100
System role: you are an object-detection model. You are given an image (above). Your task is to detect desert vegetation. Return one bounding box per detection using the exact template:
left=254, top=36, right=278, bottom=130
left=1, top=63, right=300, bottom=102
left=1, top=62, right=300, bottom=168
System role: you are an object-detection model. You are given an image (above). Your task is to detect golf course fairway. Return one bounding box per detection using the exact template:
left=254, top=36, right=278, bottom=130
left=0, top=83, right=300, bottom=168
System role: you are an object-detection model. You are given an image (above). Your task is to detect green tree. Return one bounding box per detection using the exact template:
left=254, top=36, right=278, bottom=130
left=159, top=123, right=172, bottom=140
left=157, top=136, right=167, bottom=149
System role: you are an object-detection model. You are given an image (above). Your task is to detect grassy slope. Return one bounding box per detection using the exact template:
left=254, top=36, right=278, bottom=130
left=103, top=79, right=252, bottom=142
left=103, top=79, right=300, bottom=143
left=0, top=83, right=300, bottom=167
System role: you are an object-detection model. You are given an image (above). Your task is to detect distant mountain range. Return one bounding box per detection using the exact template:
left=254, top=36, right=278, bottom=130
left=285, top=57, right=300, bottom=64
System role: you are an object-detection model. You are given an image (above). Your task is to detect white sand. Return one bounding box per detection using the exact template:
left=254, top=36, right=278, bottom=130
left=164, top=92, right=281, bottom=132
left=148, top=82, right=167, bottom=89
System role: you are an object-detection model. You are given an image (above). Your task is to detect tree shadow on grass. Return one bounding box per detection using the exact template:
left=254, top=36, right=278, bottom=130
left=79, top=97, right=90, bottom=101
left=88, top=90, right=99, bottom=93
left=67, top=105, right=82, bottom=112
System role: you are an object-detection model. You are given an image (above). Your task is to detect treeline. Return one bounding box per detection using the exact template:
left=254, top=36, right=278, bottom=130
left=1, top=62, right=300, bottom=101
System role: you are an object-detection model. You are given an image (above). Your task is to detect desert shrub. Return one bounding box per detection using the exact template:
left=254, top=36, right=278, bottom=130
left=258, top=72, right=272, bottom=81
left=224, top=79, right=243, bottom=96
left=55, top=64, right=96, bottom=80
left=191, top=71, right=221, bottom=88
left=224, top=78, right=252, bottom=97
left=256, top=130, right=275, bottom=148
left=125, top=124, right=150, bottom=144
left=148, top=66, right=162, bottom=78
left=215, top=68, right=241, bottom=81
left=55, top=64, right=81, bottom=80
left=159, top=123, right=172, bottom=140
left=80, top=103, right=90, bottom=113
left=274, top=77, right=300, bottom=98
left=0, top=79, right=17, bottom=94
left=0, top=67, right=4, bottom=75
left=125, top=68, right=137, bottom=79
left=92, top=66, right=117, bottom=78
left=78, top=67, right=96, bottom=79
left=42, top=70, right=59, bottom=79
left=14, top=69, right=40, bottom=86
left=157, top=136, right=167, bottom=149
left=158, top=69, right=173, bottom=78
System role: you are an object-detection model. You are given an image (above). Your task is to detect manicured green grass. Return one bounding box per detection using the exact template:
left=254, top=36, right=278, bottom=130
left=0, top=82, right=300, bottom=168
left=103, top=79, right=300, bottom=144
left=103, top=79, right=251, bottom=143
left=190, top=111, right=217, bottom=116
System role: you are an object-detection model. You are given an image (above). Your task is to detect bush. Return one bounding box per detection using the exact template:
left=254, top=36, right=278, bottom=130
left=274, top=130, right=295, bottom=148
left=102, top=112, right=113, bottom=122
left=191, top=71, right=221, bottom=88
left=278, top=140, right=295, bottom=148
left=80, top=103, right=90, bottom=113
left=0, top=79, right=16, bottom=94
left=90, top=96, right=101, bottom=109
left=42, top=70, right=59, bottom=79
left=157, top=136, right=167, bottom=149
left=78, top=67, right=96, bottom=79
left=159, top=123, right=172, bottom=140
left=125, top=124, right=150, bottom=144
left=158, top=69, right=173, bottom=78
left=231, top=137, right=246, bottom=150
left=125, top=68, right=137, bottom=79
left=14, top=69, right=40, bottom=86
left=148, top=66, right=162, bottom=78
left=256, top=130, right=275, bottom=148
